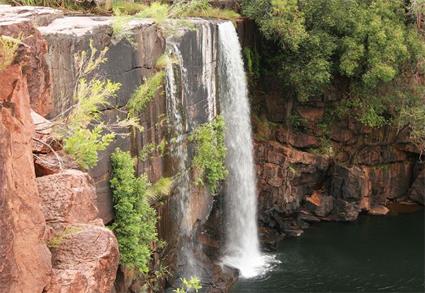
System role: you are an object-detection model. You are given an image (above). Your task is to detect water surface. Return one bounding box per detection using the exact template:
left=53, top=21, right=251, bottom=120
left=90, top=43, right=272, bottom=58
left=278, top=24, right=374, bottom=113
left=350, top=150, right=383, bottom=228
left=232, top=210, right=424, bottom=292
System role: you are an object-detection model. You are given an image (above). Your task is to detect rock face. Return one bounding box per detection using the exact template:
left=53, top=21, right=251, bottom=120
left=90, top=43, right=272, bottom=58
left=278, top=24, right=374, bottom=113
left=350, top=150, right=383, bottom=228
left=409, top=163, right=425, bottom=205
left=44, top=224, right=119, bottom=293
left=0, top=13, right=53, bottom=293
left=35, top=150, right=119, bottom=293
left=36, top=170, right=100, bottom=229
left=1, top=7, right=120, bottom=293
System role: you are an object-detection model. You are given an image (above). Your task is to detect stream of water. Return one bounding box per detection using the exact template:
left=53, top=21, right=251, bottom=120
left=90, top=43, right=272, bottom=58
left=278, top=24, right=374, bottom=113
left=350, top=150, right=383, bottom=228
left=232, top=210, right=425, bottom=292
left=218, top=21, right=274, bottom=278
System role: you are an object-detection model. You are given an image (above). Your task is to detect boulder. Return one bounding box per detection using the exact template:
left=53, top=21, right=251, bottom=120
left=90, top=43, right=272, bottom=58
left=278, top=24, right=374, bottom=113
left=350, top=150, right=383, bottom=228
left=333, top=199, right=360, bottom=221
left=305, top=191, right=334, bottom=218
left=37, top=169, right=119, bottom=293
left=364, top=162, right=414, bottom=206
left=45, top=224, right=119, bottom=293
left=34, top=150, right=79, bottom=176
left=369, top=205, right=390, bottom=216
left=36, top=169, right=100, bottom=228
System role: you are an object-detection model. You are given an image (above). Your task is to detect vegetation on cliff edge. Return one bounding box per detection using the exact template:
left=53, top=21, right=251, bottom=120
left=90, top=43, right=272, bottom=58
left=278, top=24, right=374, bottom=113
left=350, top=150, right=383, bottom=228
left=242, top=0, right=425, bottom=152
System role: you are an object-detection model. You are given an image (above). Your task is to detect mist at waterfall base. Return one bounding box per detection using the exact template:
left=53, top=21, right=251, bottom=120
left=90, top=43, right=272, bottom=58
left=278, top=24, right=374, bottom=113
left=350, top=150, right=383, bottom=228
left=218, top=21, right=277, bottom=279
left=232, top=210, right=425, bottom=292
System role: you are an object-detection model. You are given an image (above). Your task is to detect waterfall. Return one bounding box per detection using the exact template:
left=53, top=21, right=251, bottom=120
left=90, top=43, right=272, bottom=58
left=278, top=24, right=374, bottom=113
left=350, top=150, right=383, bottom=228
left=218, top=21, right=271, bottom=278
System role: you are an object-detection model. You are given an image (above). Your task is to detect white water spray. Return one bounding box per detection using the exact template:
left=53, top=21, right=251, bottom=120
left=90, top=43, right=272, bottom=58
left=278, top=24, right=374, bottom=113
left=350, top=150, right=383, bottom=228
left=218, top=21, right=274, bottom=278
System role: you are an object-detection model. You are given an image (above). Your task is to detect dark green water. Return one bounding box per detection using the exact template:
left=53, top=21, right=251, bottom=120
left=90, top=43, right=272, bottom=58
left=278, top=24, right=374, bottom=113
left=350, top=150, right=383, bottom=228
left=232, top=210, right=425, bottom=293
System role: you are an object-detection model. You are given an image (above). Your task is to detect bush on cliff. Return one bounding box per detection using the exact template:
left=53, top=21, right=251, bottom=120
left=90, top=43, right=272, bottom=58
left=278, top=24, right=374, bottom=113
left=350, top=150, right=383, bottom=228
left=189, top=116, right=227, bottom=194
left=110, top=149, right=158, bottom=273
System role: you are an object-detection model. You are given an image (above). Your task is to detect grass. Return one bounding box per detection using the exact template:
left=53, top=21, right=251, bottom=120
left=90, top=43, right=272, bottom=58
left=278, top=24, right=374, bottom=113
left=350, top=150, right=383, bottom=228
left=0, top=34, right=22, bottom=72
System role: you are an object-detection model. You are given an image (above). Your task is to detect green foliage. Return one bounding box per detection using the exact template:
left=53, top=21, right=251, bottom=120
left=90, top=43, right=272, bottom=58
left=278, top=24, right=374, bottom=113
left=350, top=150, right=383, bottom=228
left=288, top=113, right=306, bottom=132
left=146, top=177, right=173, bottom=203
left=58, top=44, right=121, bottom=169
left=243, top=47, right=260, bottom=79
left=110, top=149, right=158, bottom=273
left=252, top=114, right=273, bottom=141
left=170, top=0, right=239, bottom=20
left=112, top=0, right=239, bottom=40
left=113, top=1, right=148, bottom=16
left=189, top=116, right=228, bottom=194
left=0, top=34, right=22, bottom=72
left=174, top=276, right=202, bottom=293
left=139, top=138, right=168, bottom=162
left=64, top=126, right=115, bottom=169
left=55, top=41, right=139, bottom=170
left=399, top=103, right=425, bottom=154
left=127, top=71, right=165, bottom=117
left=242, top=0, right=425, bottom=128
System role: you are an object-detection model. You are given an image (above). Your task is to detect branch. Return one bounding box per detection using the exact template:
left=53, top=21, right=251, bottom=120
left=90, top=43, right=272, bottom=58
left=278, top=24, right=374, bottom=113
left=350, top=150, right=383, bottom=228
left=32, top=137, right=64, bottom=171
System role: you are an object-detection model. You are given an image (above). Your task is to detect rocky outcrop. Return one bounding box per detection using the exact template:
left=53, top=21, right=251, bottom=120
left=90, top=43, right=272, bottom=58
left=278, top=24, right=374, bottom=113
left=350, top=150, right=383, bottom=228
left=36, top=170, right=101, bottom=229
left=44, top=224, right=119, bottom=293
left=252, top=39, right=423, bottom=238
left=1, top=8, right=120, bottom=292
left=35, top=138, right=119, bottom=293
left=0, top=14, right=53, bottom=293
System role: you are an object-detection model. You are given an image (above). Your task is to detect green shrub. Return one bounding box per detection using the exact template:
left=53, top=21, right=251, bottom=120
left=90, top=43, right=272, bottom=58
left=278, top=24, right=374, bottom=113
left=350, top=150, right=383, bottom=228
left=110, top=149, right=158, bottom=273
left=174, top=276, right=202, bottom=293
left=127, top=71, right=165, bottom=117
left=398, top=103, right=425, bottom=154
left=53, top=42, right=143, bottom=170
left=189, top=116, right=227, bottom=194
left=57, top=46, right=121, bottom=170
left=63, top=126, right=115, bottom=170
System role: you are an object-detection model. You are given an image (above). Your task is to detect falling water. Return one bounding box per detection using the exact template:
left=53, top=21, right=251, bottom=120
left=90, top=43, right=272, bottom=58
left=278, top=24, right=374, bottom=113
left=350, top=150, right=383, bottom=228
left=165, top=42, right=197, bottom=278
left=218, top=21, right=273, bottom=278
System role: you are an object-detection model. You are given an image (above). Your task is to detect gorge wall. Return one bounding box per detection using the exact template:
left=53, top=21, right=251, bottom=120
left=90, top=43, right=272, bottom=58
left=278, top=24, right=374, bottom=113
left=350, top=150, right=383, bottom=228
left=245, top=37, right=425, bottom=240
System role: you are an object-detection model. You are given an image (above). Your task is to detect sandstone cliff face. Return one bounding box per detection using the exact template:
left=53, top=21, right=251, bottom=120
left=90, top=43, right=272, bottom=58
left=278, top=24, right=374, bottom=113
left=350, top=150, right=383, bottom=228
left=0, top=14, right=53, bottom=293
left=1, top=7, right=119, bottom=293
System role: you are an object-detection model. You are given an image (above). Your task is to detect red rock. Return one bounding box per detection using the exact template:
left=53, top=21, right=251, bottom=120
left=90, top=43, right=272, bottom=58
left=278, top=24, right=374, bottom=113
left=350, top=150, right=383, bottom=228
left=364, top=162, right=414, bottom=205
left=0, top=11, right=53, bottom=116
left=306, top=191, right=322, bottom=206
left=36, top=169, right=100, bottom=229
left=275, top=127, right=319, bottom=148
left=331, top=128, right=355, bottom=144
left=0, top=57, right=52, bottom=292
left=305, top=191, right=334, bottom=217
left=330, top=164, right=371, bottom=201
left=296, top=106, right=324, bottom=124
left=34, top=150, right=79, bottom=176
left=369, top=205, right=390, bottom=215
left=45, top=224, right=119, bottom=293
